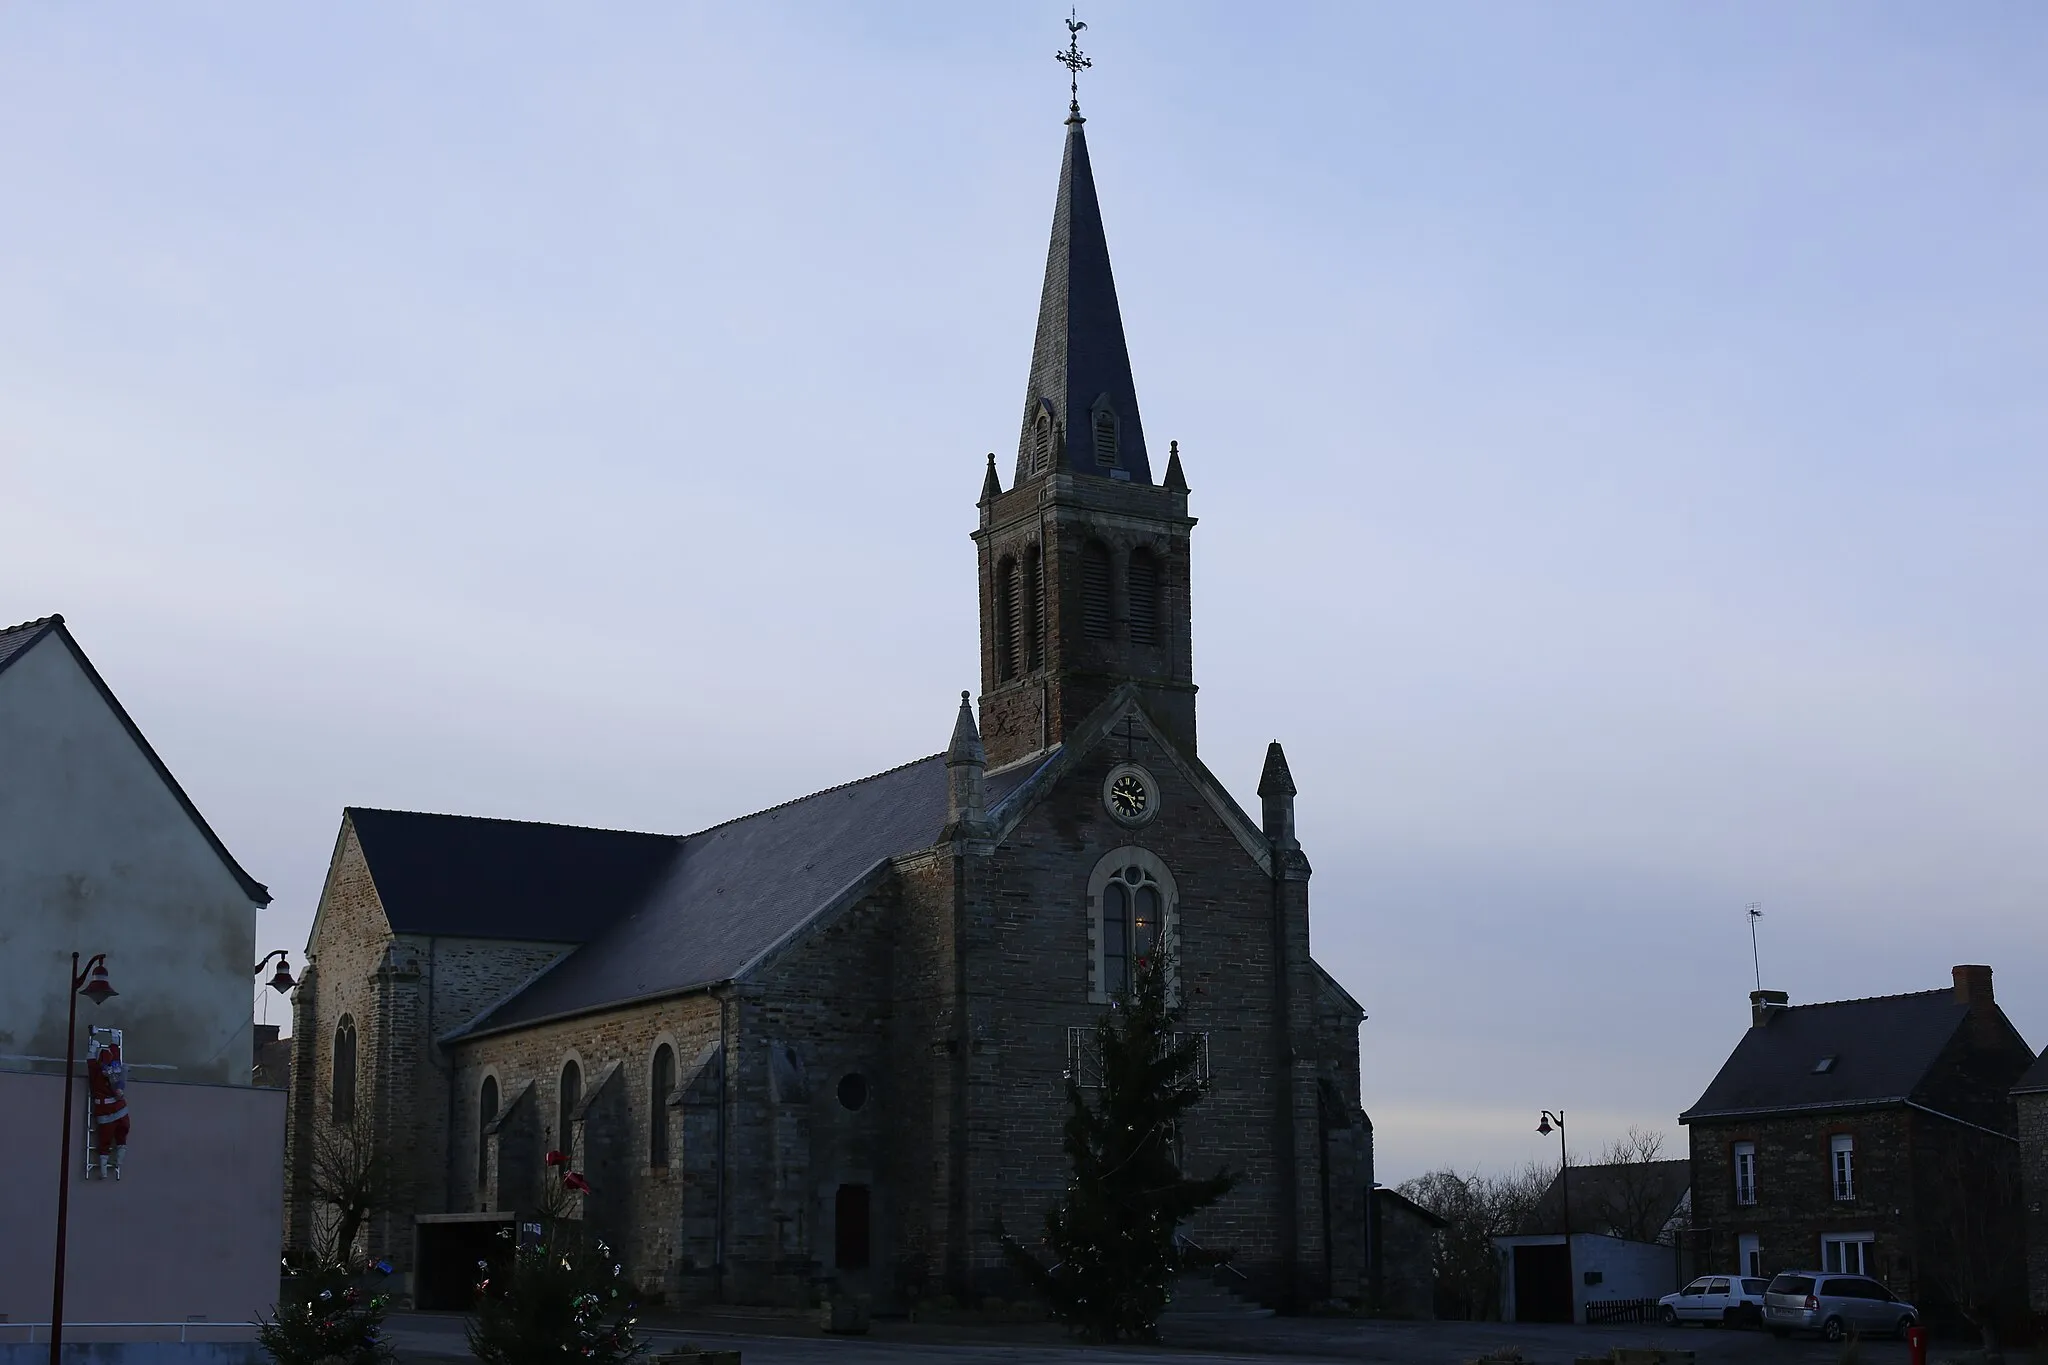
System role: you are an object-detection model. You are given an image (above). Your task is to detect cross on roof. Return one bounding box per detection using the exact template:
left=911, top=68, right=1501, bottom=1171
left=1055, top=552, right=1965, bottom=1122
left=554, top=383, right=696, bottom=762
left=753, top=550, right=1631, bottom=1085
left=1056, top=11, right=1091, bottom=112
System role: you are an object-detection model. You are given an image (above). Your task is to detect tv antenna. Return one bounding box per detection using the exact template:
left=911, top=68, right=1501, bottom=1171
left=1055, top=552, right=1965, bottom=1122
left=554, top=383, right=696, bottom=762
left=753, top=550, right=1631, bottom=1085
left=1746, top=902, right=1764, bottom=992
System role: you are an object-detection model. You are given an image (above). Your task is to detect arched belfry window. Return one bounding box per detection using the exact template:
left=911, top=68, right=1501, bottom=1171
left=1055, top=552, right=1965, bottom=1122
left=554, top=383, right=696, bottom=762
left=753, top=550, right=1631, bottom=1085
left=1081, top=540, right=1114, bottom=641
left=331, top=1015, right=357, bottom=1123
left=558, top=1059, right=582, bottom=1163
left=1129, top=549, right=1161, bottom=646
left=1091, top=399, right=1119, bottom=468
left=478, top=1075, right=498, bottom=1190
left=650, top=1044, right=675, bottom=1169
left=994, top=556, right=1019, bottom=681
left=1022, top=545, right=1045, bottom=672
left=1033, top=410, right=1055, bottom=477
left=1088, top=848, right=1180, bottom=1004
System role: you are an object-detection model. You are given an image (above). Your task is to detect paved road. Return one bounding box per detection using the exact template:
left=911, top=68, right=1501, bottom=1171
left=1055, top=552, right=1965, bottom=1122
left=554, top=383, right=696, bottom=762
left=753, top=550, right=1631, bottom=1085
left=390, top=1309, right=1916, bottom=1365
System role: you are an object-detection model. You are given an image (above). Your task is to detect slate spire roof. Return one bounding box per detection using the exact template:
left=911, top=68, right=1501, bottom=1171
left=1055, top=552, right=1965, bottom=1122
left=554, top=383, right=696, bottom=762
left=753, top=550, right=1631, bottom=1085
left=1014, top=106, right=1152, bottom=486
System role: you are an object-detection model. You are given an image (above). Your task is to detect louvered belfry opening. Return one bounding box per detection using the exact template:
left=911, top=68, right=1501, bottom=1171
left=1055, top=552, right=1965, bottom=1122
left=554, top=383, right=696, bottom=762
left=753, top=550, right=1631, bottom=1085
left=1022, top=545, right=1045, bottom=671
left=1128, top=549, right=1160, bottom=646
left=994, top=556, right=1019, bottom=680
left=1093, top=408, right=1118, bottom=467
left=1034, top=414, right=1054, bottom=476
left=1081, top=540, right=1114, bottom=640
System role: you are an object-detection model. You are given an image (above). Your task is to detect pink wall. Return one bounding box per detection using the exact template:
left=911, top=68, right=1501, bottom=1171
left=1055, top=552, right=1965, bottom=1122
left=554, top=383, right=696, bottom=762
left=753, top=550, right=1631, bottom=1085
left=0, top=1072, right=283, bottom=1339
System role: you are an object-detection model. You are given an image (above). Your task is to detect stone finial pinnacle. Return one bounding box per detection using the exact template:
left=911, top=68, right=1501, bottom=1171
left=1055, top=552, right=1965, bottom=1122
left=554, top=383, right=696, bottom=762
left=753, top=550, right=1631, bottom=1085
left=948, top=691, right=985, bottom=767
left=1257, top=740, right=1296, bottom=798
left=981, top=452, right=1002, bottom=503
left=1164, top=439, right=1188, bottom=493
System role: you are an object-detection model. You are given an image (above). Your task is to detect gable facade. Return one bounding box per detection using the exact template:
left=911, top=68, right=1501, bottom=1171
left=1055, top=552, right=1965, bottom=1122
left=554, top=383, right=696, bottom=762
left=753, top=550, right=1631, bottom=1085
left=0, top=615, right=270, bottom=1086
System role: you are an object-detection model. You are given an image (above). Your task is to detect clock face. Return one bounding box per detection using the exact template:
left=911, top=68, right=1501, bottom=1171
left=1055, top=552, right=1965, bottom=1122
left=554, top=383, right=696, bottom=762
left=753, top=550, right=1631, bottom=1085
left=1110, top=774, right=1148, bottom=819
left=1103, top=764, right=1157, bottom=825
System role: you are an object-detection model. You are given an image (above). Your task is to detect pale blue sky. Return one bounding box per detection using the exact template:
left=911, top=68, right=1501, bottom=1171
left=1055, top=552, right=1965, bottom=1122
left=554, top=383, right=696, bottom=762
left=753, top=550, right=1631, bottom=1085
left=5, top=3, right=2046, bottom=1182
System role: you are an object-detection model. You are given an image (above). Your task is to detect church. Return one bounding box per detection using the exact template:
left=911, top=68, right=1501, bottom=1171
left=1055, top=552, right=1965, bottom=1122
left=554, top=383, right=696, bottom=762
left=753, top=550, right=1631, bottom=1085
left=283, top=96, right=1372, bottom=1314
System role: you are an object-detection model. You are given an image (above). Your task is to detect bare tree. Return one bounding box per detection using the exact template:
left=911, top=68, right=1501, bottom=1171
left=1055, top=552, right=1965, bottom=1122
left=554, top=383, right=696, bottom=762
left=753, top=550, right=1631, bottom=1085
left=308, top=1110, right=406, bottom=1264
left=1594, top=1126, right=1681, bottom=1244
left=1399, top=1162, right=1553, bottom=1320
left=1919, top=1135, right=2024, bottom=1351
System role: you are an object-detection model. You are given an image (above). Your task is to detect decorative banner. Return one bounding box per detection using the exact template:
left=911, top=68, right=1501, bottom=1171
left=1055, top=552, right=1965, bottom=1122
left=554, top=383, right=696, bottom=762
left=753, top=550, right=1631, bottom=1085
left=85, top=1026, right=130, bottom=1181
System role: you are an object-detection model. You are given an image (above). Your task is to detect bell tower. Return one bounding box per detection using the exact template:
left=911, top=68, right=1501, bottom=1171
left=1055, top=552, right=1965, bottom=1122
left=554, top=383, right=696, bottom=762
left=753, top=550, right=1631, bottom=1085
left=973, top=104, right=1197, bottom=769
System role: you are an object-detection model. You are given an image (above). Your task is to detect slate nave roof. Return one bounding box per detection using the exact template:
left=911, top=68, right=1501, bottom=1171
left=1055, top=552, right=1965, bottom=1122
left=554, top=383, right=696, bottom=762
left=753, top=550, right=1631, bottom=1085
left=333, top=686, right=1356, bottom=1042
left=346, top=749, right=1049, bottom=1039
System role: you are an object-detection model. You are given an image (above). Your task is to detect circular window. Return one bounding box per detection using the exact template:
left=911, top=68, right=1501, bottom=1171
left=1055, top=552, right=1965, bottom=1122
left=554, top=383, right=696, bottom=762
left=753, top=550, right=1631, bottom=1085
left=837, top=1073, right=868, bottom=1112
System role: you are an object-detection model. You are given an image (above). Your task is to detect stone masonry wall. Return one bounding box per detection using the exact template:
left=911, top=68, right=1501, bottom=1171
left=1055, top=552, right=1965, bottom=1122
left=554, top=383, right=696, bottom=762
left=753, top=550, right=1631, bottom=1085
left=2019, top=1092, right=2048, bottom=1315
left=451, top=990, right=723, bottom=1302
left=1688, top=1109, right=1917, bottom=1295
left=963, top=711, right=1354, bottom=1307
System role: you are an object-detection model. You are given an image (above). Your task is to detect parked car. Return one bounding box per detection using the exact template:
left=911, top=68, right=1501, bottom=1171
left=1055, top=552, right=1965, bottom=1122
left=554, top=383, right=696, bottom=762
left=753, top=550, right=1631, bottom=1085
left=1660, top=1275, right=1770, bottom=1327
left=1763, top=1271, right=1918, bottom=1341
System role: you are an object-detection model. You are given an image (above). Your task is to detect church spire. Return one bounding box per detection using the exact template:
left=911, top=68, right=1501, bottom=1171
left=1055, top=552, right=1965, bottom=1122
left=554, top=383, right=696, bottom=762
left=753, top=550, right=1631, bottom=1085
left=1013, top=78, right=1151, bottom=486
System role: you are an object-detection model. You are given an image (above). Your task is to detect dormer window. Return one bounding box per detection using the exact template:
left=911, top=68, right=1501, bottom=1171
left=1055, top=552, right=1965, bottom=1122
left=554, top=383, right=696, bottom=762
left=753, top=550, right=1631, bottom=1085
left=1813, top=1056, right=1837, bottom=1074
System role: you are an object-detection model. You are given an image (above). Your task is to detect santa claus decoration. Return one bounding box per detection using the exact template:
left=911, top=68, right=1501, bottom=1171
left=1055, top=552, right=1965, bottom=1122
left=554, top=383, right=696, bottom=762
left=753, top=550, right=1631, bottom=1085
left=85, top=1036, right=130, bottom=1180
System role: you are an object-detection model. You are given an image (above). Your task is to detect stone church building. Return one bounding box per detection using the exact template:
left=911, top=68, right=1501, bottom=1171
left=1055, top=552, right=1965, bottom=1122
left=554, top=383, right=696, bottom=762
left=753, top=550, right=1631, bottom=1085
left=284, top=103, right=1372, bottom=1313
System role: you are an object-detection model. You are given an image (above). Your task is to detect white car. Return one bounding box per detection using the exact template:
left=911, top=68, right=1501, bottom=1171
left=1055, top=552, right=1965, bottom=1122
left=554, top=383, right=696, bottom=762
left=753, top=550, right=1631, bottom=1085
left=1660, top=1275, right=1770, bottom=1327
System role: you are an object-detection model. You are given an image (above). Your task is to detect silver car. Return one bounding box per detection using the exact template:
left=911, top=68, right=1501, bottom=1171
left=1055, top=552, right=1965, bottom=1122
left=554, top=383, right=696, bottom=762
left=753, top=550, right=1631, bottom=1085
left=1763, top=1271, right=1918, bottom=1341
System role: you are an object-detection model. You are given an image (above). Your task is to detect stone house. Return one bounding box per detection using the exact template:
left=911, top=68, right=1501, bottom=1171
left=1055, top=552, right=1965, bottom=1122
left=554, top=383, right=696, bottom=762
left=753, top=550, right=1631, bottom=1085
left=1680, top=966, right=2032, bottom=1321
left=283, top=102, right=1372, bottom=1314
left=1369, top=1187, right=1446, bottom=1319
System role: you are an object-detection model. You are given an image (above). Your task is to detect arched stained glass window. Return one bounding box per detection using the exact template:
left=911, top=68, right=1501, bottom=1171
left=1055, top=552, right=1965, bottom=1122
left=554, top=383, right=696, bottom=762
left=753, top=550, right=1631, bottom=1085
left=331, top=1016, right=357, bottom=1124
left=559, top=1059, right=582, bottom=1164
left=650, top=1044, right=675, bottom=1169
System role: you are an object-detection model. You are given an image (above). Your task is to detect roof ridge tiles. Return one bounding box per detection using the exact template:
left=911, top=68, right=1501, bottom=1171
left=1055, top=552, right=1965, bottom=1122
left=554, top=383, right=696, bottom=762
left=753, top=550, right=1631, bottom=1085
left=345, top=805, right=676, bottom=840
left=681, top=752, right=941, bottom=840
left=1785, top=987, right=1954, bottom=1009
left=0, top=613, right=62, bottom=635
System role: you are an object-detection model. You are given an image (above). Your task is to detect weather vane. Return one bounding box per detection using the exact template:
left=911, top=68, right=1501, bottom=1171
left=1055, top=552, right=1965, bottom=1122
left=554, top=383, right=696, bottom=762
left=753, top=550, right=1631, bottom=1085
left=1056, top=10, right=1091, bottom=113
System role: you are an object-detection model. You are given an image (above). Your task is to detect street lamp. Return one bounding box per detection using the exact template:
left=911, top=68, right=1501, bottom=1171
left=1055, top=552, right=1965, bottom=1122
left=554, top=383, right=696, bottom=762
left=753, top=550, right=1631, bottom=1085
left=1536, top=1108, right=1572, bottom=1321
left=254, top=950, right=297, bottom=995
left=51, top=953, right=117, bottom=1365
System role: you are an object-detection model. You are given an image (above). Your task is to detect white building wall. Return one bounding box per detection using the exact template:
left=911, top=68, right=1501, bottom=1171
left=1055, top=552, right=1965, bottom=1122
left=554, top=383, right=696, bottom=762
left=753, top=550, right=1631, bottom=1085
left=0, top=1070, right=284, bottom=1334
left=0, top=633, right=261, bottom=1087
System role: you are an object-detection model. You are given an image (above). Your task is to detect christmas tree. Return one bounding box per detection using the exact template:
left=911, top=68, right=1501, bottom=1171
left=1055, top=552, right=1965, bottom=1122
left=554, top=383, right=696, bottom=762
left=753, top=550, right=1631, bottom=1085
left=466, top=1158, right=645, bottom=1365
left=256, top=1258, right=395, bottom=1365
left=1003, top=951, right=1237, bottom=1341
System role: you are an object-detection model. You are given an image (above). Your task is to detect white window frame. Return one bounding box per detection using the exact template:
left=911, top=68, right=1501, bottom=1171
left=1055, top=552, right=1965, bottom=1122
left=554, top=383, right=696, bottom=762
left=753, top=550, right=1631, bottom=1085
left=1733, top=1141, right=1757, bottom=1206
left=1087, top=847, right=1180, bottom=1004
left=1830, top=1134, right=1855, bottom=1201
left=1739, top=1234, right=1762, bottom=1278
left=1821, top=1232, right=1874, bottom=1275
left=1066, top=1026, right=1209, bottom=1091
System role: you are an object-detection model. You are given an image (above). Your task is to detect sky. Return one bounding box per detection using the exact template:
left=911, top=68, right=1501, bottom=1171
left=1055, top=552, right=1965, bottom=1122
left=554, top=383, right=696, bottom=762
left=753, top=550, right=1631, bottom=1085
left=5, top=3, right=2046, bottom=1185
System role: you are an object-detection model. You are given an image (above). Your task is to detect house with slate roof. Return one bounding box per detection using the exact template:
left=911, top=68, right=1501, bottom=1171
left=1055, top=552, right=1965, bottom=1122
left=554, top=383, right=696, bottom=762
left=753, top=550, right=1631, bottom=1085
left=283, top=97, right=1372, bottom=1314
left=1680, top=967, right=2032, bottom=1324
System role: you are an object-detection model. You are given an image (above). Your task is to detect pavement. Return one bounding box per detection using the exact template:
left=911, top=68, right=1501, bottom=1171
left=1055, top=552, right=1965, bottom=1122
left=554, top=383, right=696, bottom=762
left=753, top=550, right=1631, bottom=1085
left=387, top=1308, right=1918, bottom=1365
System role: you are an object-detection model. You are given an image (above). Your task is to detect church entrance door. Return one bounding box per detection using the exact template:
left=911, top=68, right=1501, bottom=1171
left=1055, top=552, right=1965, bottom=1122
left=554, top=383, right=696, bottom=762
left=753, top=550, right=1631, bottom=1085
left=834, top=1184, right=871, bottom=1271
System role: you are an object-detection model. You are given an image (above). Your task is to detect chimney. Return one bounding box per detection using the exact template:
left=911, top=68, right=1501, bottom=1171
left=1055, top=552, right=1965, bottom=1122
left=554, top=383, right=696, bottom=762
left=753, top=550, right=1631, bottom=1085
left=1750, top=989, right=1789, bottom=1027
left=1954, top=964, right=2000, bottom=1047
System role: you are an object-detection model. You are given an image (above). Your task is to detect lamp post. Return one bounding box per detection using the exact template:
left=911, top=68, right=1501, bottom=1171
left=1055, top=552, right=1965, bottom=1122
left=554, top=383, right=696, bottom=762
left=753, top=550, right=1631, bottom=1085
left=254, top=950, right=297, bottom=996
left=51, top=953, right=117, bottom=1365
left=1537, top=1109, right=1571, bottom=1322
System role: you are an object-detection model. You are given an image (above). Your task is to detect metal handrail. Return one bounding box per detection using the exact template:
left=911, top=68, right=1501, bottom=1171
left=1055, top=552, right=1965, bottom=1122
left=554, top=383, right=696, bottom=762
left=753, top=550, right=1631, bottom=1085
left=0, top=1323, right=259, bottom=1344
